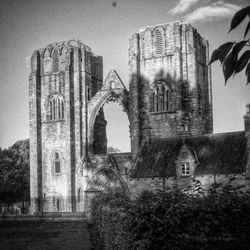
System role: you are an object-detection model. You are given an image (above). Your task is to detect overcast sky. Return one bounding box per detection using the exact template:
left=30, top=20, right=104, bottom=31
left=0, top=0, right=249, bottom=151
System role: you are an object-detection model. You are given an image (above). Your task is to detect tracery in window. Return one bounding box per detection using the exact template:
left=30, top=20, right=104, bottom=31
left=149, top=82, right=170, bottom=112
left=154, top=29, right=164, bottom=56
left=181, top=162, right=190, bottom=176
left=48, top=95, right=64, bottom=121
left=52, top=48, right=59, bottom=72
left=144, top=30, right=152, bottom=58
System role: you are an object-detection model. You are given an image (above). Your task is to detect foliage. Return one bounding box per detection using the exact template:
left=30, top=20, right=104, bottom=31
left=89, top=191, right=131, bottom=250
left=107, top=146, right=121, bottom=154
left=90, top=181, right=250, bottom=250
left=209, top=6, right=250, bottom=84
left=0, top=139, right=29, bottom=202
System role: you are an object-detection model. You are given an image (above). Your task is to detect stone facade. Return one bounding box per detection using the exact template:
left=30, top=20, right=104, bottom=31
left=29, top=22, right=249, bottom=214
left=129, top=21, right=213, bottom=159
left=29, top=40, right=103, bottom=213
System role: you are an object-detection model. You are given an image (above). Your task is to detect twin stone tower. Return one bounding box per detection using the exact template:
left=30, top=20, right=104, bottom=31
left=29, top=21, right=212, bottom=213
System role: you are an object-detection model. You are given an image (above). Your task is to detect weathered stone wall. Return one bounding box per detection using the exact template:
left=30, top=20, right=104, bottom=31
left=29, top=40, right=103, bottom=213
left=128, top=21, right=213, bottom=155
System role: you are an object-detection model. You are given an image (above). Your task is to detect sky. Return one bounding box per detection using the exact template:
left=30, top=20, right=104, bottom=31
left=0, top=0, right=249, bottom=152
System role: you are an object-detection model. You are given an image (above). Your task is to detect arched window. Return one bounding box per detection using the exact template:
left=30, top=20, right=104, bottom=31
left=78, top=188, right=83, bottom=203
left=154, top=29, right=164, bottom=56
left=54, top=152, right=61, bottom=174
left=48, top=95, right=64, bottom=121
left=52, top=49, right=59, bottom=72
left=149, top=82, right=170, bottom=112
left=144, top=30, right=152, bottom=58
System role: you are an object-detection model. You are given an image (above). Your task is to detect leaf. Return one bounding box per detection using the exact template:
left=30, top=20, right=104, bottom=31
left=223, top=51, right=237, bottom=84
left=234, top=50, right=250, bottom=74
left=232, top=40, right=247, bottom=56
left=246, top=62, right=250, bottom=85
left=229, top=6, right=250, bottom=33
left=245, top=21, right=250, bottom=38
left=208, top=42, right=234, bottom=65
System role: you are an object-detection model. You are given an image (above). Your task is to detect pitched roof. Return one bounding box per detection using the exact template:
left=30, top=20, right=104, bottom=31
left=131, top=131, right=247, bottom=178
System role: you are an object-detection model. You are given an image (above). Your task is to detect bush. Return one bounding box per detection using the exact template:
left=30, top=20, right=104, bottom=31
left=89, top=183, right=250, bottom=250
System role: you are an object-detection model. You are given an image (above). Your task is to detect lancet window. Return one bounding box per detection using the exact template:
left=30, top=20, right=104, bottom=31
left=149, top=82, right=170, bottom=112
left=154, top=29, right=164, bottom=56
left=48, top=95, right=64, bottom=121
left=53, top=152, right=61, bottom=174
left=52, top=49, right=59, bottom=72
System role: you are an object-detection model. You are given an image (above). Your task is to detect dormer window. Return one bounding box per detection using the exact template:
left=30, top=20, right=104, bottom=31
left=181, top=162, right=190, bottom=176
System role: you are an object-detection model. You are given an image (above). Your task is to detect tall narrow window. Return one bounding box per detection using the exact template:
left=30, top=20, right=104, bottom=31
left=53, top=98, right=56, bottom=120
left=165, top=90, right=169, bottom=111
left=149, top=91, right=154, bottom=111
left=57, top=98, right=61, bottom=119
left=61, top=100, right=64, bottom=119
left=54, top=152, right=61, bottom=174
left=155, top=29, right=164, bottom=56
left=156, top=87, right=159, bottom=111
left=49, top=99, right=53, bottom=120
left=52, top=49, right=59, bottom=72
left=160, top=85, right=165, bottom=111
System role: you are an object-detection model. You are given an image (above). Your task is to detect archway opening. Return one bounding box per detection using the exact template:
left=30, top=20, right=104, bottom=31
left=92, top=101, right=130, bottom=154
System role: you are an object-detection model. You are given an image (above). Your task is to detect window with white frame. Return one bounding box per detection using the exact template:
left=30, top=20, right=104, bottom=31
left=181, top=162, right=190, bottom=176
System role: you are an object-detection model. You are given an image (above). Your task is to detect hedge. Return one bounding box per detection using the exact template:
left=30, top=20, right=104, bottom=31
left=89, top=182, right=250, bottom=249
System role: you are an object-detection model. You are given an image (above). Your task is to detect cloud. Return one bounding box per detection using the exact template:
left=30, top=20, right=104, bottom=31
left=185, top=1, right=241, bottom=22
left=169, top=0, right=200, bottom=14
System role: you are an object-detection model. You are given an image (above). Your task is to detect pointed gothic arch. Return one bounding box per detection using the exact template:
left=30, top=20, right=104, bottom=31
left=87, top=154, right=130, bottom=195
left=87, top=70, right=130, bottom=154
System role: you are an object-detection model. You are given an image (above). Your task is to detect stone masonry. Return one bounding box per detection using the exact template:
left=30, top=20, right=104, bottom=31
left=30, top=21, right=249, bottom=214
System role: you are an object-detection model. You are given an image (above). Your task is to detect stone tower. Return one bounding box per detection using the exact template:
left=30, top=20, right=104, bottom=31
left=29, top=40, right=103, bottom=213
left=129, top=21, right=213, bottom=158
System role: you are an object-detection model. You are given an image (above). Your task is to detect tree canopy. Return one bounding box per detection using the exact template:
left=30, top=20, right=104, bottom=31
left=0, top=139, right=29, bottom=203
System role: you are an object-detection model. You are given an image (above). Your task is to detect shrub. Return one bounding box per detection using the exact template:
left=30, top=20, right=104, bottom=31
left=90, top=183, right=250, bottom=250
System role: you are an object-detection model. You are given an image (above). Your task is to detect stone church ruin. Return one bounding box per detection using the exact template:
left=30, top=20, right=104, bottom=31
left=29, top=21, right=250, bottom=213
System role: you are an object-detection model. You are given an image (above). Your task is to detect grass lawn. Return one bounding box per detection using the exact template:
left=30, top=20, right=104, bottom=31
left=0, top=221, right=92, bottom=250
